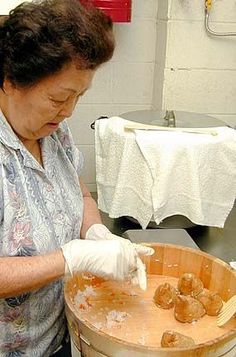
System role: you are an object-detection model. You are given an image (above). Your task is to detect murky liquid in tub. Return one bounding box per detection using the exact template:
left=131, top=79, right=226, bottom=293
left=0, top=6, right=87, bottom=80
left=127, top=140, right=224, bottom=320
left=71, top=274, right=236, bottom=347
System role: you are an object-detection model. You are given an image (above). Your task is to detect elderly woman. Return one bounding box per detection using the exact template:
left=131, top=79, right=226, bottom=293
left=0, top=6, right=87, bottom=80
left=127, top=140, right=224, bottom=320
left=0, top=1, right=153, bottom=356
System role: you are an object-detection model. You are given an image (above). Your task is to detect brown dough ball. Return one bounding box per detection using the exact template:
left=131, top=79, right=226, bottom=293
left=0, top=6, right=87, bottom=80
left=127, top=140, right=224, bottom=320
left=153, top=283, right=178, bottom=309
left=161, top=330, right=195, bottom=348
left=174, top=295, right=205, bottom=323
left=177, top=273, right=204, bottom=297
left=196, top=290, right=223, bottom=316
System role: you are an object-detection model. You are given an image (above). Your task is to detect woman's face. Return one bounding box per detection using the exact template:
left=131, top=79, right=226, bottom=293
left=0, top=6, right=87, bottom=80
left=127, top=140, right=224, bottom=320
left=2, top=62, right=95, bottom=141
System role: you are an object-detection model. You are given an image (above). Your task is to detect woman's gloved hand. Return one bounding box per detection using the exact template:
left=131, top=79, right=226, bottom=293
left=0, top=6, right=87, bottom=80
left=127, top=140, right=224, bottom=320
left=85, top=224, right=154, bottom=256
left=85, top=224, right=154, bottom=290
left=61, top=238, right=152, bottom=290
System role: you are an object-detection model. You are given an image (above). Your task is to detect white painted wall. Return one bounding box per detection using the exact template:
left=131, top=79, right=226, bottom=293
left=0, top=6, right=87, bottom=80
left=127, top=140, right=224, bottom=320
left=155, top=0, right=236, bottom=126
left=69, top=1, right=159, bottom=191
left=0, top=0, right=32, bottom=14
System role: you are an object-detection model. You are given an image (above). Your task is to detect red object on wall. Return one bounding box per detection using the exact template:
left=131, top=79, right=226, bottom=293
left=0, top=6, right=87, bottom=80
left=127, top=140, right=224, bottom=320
left=81, top=0, right=132, bottom=23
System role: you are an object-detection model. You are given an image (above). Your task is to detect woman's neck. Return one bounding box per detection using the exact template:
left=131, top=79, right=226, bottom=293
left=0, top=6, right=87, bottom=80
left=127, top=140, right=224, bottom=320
left=21, top=138, right=43, bottom=166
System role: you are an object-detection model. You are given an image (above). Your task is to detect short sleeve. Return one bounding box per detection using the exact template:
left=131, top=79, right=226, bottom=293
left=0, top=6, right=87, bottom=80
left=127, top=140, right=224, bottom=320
left=55, top=121, right=84, bottom=177
left=0, top=156, right=3, bottom=224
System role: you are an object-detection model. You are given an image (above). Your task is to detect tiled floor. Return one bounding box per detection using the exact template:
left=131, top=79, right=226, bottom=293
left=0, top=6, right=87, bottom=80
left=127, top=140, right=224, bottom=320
left=96, top=194, right=236, bottom=264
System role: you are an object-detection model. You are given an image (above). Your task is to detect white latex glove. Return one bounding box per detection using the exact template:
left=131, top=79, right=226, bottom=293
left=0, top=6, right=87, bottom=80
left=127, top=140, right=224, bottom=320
left=85, top=224, right=154, bottom=290
left=85, top=224, right=154, bottom=255
left=229, top=261, right=236, bottom=270
left=61, top=239, right=145, bottom=287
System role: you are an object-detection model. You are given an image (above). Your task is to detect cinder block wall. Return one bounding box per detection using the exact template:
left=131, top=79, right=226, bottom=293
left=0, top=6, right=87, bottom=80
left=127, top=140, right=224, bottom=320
left=69, top=1, right=159, bottom=191
left=69, top=0, right=236, bottom=191
left=154, top=0, right=236, bottom=126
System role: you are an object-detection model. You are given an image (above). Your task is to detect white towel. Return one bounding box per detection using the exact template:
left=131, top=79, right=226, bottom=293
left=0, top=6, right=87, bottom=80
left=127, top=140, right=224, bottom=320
left=95, top=117, right=154, bottom=228
left=135, top=126, right=236, bottom=228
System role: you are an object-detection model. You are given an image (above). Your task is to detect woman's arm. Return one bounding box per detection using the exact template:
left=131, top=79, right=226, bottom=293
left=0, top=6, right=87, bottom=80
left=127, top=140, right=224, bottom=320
left=0, top=249, right=65, bottom=298
left=0, top=179, right=103, bottom=298
left=79, top=178, right=103, bottom=238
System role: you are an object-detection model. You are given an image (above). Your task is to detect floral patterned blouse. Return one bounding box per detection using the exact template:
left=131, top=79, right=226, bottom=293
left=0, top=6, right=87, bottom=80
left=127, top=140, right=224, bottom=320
left=0, top=112, right=84, bottom=356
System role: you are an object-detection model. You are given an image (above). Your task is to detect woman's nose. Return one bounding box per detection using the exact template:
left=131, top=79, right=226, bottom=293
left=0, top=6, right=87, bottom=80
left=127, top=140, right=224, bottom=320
left=59, top=98, right=78, bottom=118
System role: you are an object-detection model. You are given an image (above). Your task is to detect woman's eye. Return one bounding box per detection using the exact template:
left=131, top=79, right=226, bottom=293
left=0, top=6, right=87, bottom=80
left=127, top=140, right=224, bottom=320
left=54, top=99, right=65, bottom=104
left=51, top=98, right=66, bottom=106
left=50, top=94, right=82, bottom=106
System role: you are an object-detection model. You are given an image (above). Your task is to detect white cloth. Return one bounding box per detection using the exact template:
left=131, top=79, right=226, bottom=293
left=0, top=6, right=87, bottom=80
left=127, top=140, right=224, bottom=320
left=135, top=126, right=236, bottom=228
left=95, top=117, right=153, bottom=228
left=95, top=117, right=236, bottom=228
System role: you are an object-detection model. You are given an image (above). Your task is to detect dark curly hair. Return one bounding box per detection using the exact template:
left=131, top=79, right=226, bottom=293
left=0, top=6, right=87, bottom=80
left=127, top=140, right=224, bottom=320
left=0, top=0, right=115, bottom=89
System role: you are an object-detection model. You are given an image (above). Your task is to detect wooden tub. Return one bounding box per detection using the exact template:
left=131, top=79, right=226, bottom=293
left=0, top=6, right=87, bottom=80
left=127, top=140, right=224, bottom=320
left=65, top=243, right=236, bottom=357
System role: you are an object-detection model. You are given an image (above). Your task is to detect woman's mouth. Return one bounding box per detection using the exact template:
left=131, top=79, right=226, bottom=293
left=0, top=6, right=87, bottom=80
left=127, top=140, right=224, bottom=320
left=47, top=123, right=59, bottom=129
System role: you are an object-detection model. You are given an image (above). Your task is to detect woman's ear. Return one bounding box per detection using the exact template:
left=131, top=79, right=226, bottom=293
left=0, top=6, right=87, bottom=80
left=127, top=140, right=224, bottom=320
left=2, top=79, right=15, bottom=95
